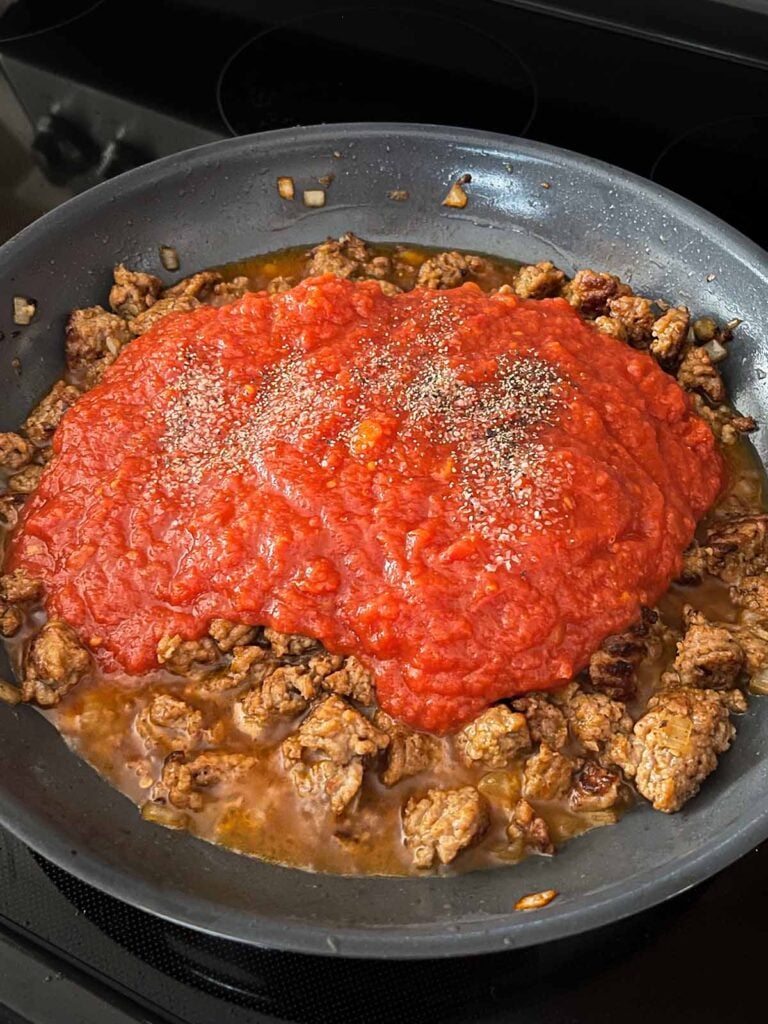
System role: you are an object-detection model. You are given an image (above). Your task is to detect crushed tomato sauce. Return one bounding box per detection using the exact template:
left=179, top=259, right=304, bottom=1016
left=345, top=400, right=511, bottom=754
left=7, top=276, right=724, bottom=732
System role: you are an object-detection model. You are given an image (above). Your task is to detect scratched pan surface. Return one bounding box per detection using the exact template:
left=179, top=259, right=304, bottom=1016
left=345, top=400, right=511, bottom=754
left=0, top=124, right=767, bottom=959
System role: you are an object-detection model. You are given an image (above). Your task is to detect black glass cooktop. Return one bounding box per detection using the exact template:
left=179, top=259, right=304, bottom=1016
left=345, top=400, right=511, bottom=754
left=0, top=1, right=766, bottom=1021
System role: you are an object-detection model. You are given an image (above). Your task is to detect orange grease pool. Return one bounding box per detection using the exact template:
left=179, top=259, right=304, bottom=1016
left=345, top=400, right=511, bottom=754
left=6, top=276, right=724, bottom=731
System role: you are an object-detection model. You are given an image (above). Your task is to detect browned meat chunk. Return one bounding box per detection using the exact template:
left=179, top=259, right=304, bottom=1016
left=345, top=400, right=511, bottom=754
left=137, top=693, right=204, bottom=751
left=374, top=710, right=441, bottom=786
left=109, top=264, right=162, bottom=319
left=0, top=569, right=42, bottom=603
left=0, top=495, right=21, bottom=529
left=22, top=620, right=90, bottom=707
left=607, top=294, right=655, bottom=347
left=263, top=626, right=319, bottom=658
left=506, top=798, right=553, bottom=856
left=677, top=542, right=709, bottom=585
left=7, top=464, right=43, bottom=494
left=730, top=574, right=768, bottom=614
left=185, top=643, right=275, bottom=697
left=705, top=514, right=768, bottom=582
left=564, top=690, right=633, bottom=753
left=629, top=688, right=737, bottom=812
left=319, top=656, right=374, bottom=704
left=160, top=751, right=256, bottom=810
left=65, top=306, right=132, bottom=375
left=728, top=622, right=768, bottom=676
left=402, top=786, right=489, bottom=868
left=304, top=651, right=344, bottom=684
left=455, top=705, right=531, bottom=769
left=593, top=316, right=628, bottom=341
left=511, top=693, right=568, bottom=749
left=563, top=269, right=631, bottom=318
left=291, top=759, right=364, bottom=816
left=157, top=634, right=219, bottom=674
left=522, top=743, right=575, bottom=800
left=569, top=761, right=623, bottom=812
left=210, top=276, right=250, bottom=305
left=513, top=261, right=565, bottom=299
left=234, top=664, right=316, bottom=737
left=22, top=380, right=81, bottom=446
left=129, top=295, right=201, bottom=335
left=164, top=270, right=222, bottom=302
left=282, top=695, right=389, bottom=766
left=208, top=618, right=258, bottom=653
left=0, top=432, right=33, bottom=470
left=677, top=347, right=726, bottom=403
left=690, top=395, right=757, bottom=445
left=305, top=233, right=391, bottom=280
left=666, top=607, right=744, bottom=689
left=0, top=603, right=22, bottom=636
left=588, top=606, right=659, bottom=700
left=416, top=251, right=487, bottom=290
left=650, top=306, right=690, bottom=362
left=267, top=276, right=293, bottom=294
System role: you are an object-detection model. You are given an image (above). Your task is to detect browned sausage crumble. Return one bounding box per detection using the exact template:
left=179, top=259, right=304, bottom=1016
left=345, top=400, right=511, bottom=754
left=1, top=235, right=764, bottom=877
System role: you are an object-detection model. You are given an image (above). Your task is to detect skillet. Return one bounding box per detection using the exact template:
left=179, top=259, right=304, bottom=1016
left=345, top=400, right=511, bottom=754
left=0, top=123, right=767, bottom=959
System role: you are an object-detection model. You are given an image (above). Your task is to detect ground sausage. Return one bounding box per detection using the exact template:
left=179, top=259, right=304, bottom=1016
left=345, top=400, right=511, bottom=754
left=282, top=695, right=389, bottom=766
left=415, top=251, right=487, bottom=290
left=22, top=620, right=90, bottom=707
left=588, top=607, right=658, bottom=700
left=629, top=687, right=738, bottom=812
left=0, top=432, right=33, bottom=471
left=564, top=690, right=633, bottom=753
left=650, top=306, right=690, bottom=363
left=607, top=295, right=656, bottom=347
left=677, top=347, right=726, bottom=403
left=319, top=656, right=375, bottom=705
left=160, top=751, right=256, bottom=810
left=136, top=693, right=204, bottom=751
left=374, top=709, right=441, bottom=786
left=157, top=634, right=219, bottom=674
left=513, top=261, right=565, bottom=299
left=454, top=705, right=531, bottom=769
left=402, top=786, right=489, bottom=868
left=0, top=568, right=42, bottom=603
left=705, top=514, right=768, bottom=582
left=511, top=693, right=568, bottom=749
left=234, top=664, right=316, bottom=737
left=506, top=798, right=553, bottom=855
left=667, top=607, right=744, bottom=689
left=263, top=627, right=319, bottom=658
left=128, top=295, right=201, bottom=335
left=109, top=264, right=162, bottom=319
left=208, top=619, right=259, bottom=653
left=522, top=743, right=575, bottom=801
left=22, top=380, right=81, bottom=447
left=563, top=269, right=632, bottom=318
left=305, top=233, right=391, bottom=281
left=569, top=761, right=623, bottom=812
left=65, top=306, right=133, bottom=375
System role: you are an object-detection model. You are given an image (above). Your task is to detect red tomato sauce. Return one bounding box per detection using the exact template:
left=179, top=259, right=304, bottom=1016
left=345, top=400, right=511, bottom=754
left=7, top=276, right=724, bottom=732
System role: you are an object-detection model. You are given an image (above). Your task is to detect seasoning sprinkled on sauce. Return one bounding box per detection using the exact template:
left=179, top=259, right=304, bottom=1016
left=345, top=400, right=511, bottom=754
left=7, top=276, right=724, bottom=732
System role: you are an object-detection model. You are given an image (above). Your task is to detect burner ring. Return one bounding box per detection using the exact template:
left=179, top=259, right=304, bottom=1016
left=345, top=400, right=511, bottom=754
left=216, top=6, right=537, bottom=138
left=0, top=0, right=104, bottom=43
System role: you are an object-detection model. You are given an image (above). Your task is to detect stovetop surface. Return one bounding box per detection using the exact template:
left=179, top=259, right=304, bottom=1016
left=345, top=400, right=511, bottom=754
left=0, top=1, right=767, bottom=1021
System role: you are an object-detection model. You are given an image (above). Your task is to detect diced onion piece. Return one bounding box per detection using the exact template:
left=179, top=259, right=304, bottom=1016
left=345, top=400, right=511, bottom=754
left=693, top=316, right=717, bottom=343
left=442, top=176, right=470, bottom=209
left=477, top=769, right=522, bottom=807
left=748, top=669, right=768, bottom=696
left=661, top=715, right=693, bottom=755
left=303, top=189, right=326, bottom=208
left=277, top=176, right=295, bottom=200
left=515, top=889, right=558, bottom=911
left=13, top=296, right=36, bottom=325
left=703, top=338, right=728, bottom=364
left=159, top=245, right=180, bottom=271
left=141, top=802, right=190, bottom=830
left=0, top=680, right=20, bottom=706
left=580, top=809, right=620, bottom=828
